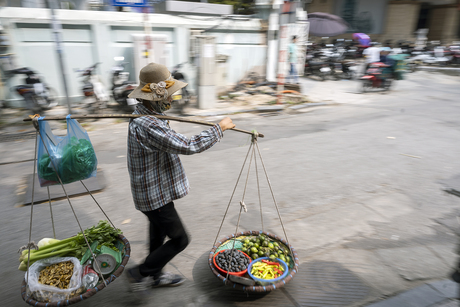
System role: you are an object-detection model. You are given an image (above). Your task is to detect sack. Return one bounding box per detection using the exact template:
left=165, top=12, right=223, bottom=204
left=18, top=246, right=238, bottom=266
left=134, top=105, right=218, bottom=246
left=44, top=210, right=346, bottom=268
left=25, top=257, right=84, bottom=303
left=37, top=115, right=97, bottom=187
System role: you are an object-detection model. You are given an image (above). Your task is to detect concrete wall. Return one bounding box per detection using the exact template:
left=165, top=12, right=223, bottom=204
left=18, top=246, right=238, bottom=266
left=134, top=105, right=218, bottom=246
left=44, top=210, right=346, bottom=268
left=428, top=5, right=459, bottom=43
left=0, top=7, right=266, bottom=105
left=381, top=3, right=420, bottom=43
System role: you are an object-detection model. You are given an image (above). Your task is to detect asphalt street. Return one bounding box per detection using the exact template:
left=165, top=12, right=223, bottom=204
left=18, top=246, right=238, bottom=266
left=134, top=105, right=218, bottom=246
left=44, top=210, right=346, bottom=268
left=1, top=71, right=459, bottom=306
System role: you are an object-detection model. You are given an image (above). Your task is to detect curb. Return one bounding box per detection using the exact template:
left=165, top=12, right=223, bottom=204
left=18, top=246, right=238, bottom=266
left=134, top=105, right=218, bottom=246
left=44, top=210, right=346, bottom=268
left=416, top=66, right=460, bottom=76
left=183, top=101, right=335, bottom=117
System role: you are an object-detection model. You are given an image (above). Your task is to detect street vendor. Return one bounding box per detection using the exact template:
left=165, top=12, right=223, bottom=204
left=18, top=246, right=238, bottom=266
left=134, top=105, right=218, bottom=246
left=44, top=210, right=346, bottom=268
left=125, top=62, right=235, bottom=291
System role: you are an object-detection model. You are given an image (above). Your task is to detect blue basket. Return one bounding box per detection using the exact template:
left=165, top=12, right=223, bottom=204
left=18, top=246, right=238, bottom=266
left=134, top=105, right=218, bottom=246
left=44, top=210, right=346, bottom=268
left=247, top=257, right=289, bottom=285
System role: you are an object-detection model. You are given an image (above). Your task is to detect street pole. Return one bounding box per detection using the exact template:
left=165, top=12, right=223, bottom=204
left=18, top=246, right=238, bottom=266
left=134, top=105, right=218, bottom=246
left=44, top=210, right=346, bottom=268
left=47, top=0, right=72, bottom=114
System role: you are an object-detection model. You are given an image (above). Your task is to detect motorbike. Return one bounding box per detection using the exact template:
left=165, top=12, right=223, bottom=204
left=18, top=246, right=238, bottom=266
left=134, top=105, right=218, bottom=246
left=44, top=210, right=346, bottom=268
left=110, top=59, right=138, bottom=111
left=9, top=67, right=58, bottom=112
left=77, top=63, right=109, bottom=112
left=170, top=63, right=190, bottom=115
left=304, top=52, right=330, bottom=81
left=360, top=62, right=393, bottom=92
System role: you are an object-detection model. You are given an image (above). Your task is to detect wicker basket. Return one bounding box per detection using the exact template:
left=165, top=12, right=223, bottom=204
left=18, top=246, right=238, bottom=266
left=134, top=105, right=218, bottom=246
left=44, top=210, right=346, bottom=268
left=209, top=230, right=299, bottom=292
left=21, top=234, right=131, bottom=306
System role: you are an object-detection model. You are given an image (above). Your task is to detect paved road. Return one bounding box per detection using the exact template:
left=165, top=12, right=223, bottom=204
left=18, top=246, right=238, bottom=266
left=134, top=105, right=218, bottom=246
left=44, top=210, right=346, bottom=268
left=1, top=71, right=459, bottom=306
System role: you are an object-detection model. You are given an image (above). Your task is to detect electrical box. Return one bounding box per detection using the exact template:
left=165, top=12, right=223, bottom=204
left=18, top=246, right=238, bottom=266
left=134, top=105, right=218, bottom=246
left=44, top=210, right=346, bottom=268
left=132, top=34, right=168, bottom=83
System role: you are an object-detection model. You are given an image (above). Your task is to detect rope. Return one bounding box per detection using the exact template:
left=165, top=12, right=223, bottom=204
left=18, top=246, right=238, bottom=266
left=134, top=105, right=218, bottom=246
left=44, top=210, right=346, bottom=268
left=224, top=144, right=255, bottom=283
left=34, top=120, right=108, bottom=287
left=253, top=140, right=264, bottom=232
left=25, top=123, right=39, bottom=284
left=212, top=142, right=254, bottom=249
left=254, top=141, right=294, bottom=260
left=47, top=187, right=56, bottom=239
left=80, top=180, right=117, bottom=230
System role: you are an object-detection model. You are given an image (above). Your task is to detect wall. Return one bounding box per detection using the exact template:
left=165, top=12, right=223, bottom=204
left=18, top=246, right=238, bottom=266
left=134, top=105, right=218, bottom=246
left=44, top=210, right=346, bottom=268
left=381, top=3, right=420, bottom=43
left=428, top=5, right=459, bottom=43
left=0, top=7, right=265, bottom=105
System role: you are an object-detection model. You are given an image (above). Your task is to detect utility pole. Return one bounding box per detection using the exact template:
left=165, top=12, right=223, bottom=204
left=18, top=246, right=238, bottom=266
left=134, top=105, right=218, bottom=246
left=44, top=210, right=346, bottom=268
left=47, top=0, right=72, bottom=114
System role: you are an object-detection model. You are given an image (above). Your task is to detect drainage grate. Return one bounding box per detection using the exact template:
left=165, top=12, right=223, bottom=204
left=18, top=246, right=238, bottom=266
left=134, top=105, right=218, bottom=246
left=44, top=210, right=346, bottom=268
left=283, top=261, right=370, bottom=306
left=0, top=131, right=36, bottom=143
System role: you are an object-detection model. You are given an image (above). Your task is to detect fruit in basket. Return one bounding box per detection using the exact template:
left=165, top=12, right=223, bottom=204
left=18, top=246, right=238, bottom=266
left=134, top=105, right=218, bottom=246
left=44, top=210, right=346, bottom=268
left=215, top=249, right=250, bottom=273
left=250, top=259, right=285, bottom=280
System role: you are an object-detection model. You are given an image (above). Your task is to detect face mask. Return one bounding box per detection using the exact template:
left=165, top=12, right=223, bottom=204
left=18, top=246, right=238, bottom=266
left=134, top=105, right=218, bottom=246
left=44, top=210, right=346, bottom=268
left=149, top=99, right=171, bottom=113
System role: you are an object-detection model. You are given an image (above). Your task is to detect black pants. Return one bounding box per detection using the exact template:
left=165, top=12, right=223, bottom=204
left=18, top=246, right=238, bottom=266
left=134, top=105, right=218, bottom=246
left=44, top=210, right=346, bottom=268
left=139, top=202, right=190, bottom=278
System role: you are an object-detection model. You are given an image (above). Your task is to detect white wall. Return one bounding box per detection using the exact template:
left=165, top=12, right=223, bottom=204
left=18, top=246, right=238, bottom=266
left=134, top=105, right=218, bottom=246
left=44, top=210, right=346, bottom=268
left=0, top=7, right=266, bottom=105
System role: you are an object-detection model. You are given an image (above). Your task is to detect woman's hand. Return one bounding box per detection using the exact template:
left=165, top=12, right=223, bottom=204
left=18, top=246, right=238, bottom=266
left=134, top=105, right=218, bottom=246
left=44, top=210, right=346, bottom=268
left=219, top=117, right=235, bottom=132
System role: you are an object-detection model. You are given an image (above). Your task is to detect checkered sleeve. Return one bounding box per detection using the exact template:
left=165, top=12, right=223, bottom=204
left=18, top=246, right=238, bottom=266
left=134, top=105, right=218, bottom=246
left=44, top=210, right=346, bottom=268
left=139, top=117, right=223, bottom=155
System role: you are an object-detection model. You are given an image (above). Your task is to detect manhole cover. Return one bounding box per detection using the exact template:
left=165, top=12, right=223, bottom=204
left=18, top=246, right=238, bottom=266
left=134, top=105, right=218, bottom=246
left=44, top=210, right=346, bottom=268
left=283, top=261, right=370, bottom=306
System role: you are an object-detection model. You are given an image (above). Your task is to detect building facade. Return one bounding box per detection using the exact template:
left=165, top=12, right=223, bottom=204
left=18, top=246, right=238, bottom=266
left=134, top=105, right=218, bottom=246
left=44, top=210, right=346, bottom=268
left=306, top=0, right=460, bottom=45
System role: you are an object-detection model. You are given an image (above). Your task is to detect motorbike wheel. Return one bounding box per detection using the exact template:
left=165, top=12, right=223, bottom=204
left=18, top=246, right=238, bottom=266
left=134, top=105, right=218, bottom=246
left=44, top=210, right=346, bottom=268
left=361, top=79, right=371, bottom=93
left=384, top=80, right=392, bottom=91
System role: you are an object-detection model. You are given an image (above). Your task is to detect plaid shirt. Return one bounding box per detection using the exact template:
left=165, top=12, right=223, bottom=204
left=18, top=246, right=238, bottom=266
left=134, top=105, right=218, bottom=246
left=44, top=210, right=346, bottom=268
left=127, top=104, right=223, bottom=212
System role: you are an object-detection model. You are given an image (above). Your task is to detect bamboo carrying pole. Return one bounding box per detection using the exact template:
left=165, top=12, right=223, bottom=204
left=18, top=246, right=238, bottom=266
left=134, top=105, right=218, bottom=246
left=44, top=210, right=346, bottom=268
left=23, top=114, right=264, bottom=138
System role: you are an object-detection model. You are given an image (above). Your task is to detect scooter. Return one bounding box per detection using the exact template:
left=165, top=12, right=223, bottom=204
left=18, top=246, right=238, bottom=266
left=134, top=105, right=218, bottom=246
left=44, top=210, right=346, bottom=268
left=111, top=58, right=138, bottom=111
left=9, top=67, right=58, bottom=112
left=360, top=62, right=392, bottom=92
left=77, top=63, right=109, bottom=112
left=171, top=63, right=190, bottom=115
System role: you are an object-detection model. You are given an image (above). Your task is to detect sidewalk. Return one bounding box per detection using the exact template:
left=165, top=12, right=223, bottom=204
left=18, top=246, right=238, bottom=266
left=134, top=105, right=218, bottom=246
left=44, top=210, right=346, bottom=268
left=1, top=72, right=460, bottom=306
left=366, top=279, right=458, bottom=307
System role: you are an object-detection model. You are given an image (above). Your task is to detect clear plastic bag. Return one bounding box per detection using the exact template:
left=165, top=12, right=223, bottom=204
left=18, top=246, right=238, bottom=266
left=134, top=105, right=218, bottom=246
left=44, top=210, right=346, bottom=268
left=26, top=257, right=84, bottom=303
left=37, top=115, right=97, bottom=187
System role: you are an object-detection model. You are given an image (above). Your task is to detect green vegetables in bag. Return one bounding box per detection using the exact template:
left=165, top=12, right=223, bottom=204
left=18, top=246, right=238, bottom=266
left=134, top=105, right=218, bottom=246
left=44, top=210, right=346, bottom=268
left=60, top=137, right=97, bottom=184
left=37, top=136, right=97, bottom=184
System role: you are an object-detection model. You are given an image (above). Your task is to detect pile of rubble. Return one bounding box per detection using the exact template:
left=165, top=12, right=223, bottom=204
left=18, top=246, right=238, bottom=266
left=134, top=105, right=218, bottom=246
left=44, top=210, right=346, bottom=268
left=220, top=81, right=311, bottom=107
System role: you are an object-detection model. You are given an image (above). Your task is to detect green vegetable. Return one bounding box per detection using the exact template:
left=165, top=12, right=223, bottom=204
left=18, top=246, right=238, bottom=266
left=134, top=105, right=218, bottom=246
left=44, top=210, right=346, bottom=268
left=38, top=136, right=97, bottom=185
left=18, top=220, right=121, bottom=271
left=37, top=238, right=61, bottom=249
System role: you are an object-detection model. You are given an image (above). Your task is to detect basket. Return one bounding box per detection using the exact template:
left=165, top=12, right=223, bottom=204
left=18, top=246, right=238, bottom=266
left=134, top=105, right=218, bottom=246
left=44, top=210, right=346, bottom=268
left=21, top=234, right=131, bottom=307
left=213, top=249, right=252, bottom=277
left=209, top=230, right=299, bottom=292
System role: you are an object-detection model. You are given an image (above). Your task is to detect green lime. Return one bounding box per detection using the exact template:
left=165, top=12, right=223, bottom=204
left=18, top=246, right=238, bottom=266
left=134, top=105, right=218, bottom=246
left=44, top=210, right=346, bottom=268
left=279, top=254, right=286, bottom=262
left=242, top=247, right=248, bottom=253
left=269, top=254, right=276, bottom=261
left=244, top=239, right=250, bottom=244
left=251, top=238, right=257, bottom=243
left=262, top=240, right=269, bottom=247
left=273, top=242, right=279, bottom=247
left=252, top=253, right=258, bottom=260
left=258, top=250, right=264, bottom=256
left=248, top=242, right=254, bottom=247
left=250, top=247, right=258, bottom=253
left=254, top=243, right=259, bottom=248
left=268, top=243, right=274, bottom=249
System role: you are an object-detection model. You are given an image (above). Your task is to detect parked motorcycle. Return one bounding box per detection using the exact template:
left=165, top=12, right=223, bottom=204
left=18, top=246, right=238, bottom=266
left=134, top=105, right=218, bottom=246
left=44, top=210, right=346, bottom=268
left=360, top=62, right=392, bottom=92
left=9, top=67, right=58, bottom=112
left=111, top=58, right=137, bottom=111
left=304, top=52, right=330, bottom=81
left=171, top=63, right=190, bottom=115
left=77, top=63, right=109, bottom=112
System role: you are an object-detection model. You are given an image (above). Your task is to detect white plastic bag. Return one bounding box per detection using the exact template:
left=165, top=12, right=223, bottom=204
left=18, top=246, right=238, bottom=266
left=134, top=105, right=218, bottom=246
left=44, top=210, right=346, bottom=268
left=26, top=257, right=83, bottom=303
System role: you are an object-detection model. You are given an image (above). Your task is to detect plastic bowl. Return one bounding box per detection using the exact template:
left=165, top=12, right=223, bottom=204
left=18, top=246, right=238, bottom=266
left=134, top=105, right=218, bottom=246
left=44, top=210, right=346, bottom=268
left=247, top=257, right=289, bottom=285
left=213, top=249, right=252, bottom=277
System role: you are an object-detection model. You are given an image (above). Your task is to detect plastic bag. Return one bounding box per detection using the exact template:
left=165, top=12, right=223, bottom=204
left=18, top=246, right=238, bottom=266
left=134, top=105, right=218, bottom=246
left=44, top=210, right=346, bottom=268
left=37, top=115, right=97, bottom=187
left=26, top=257, right=84, bottom=303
